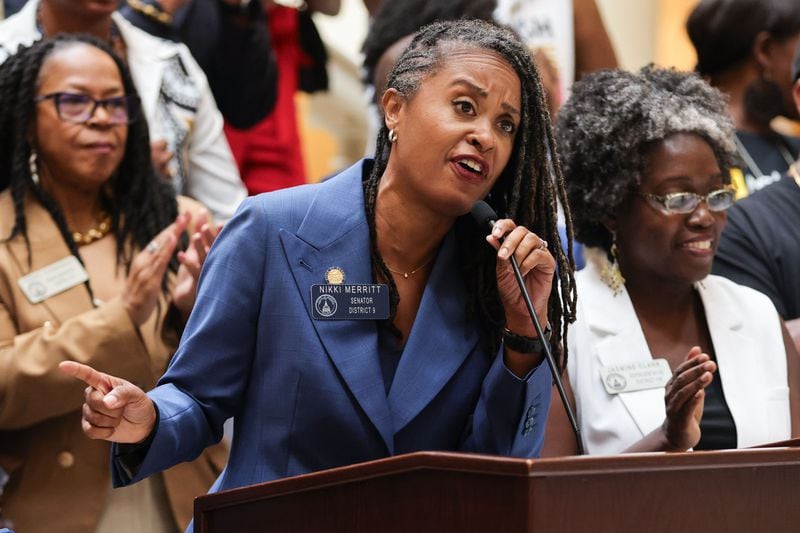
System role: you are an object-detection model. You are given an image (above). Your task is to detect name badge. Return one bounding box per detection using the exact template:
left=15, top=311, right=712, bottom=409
left=18, top=256, right=89, bottom=304
left=310, top=284, right=389, bottom=320
left=600, top=358, right=672, bottom=395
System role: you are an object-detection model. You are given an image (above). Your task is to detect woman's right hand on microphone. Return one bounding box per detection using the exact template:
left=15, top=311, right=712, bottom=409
left=59, top=361, right=156, bottom=443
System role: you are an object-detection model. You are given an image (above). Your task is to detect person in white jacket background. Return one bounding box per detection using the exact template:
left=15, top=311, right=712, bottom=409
left=0, top=0, right=247, bottom=222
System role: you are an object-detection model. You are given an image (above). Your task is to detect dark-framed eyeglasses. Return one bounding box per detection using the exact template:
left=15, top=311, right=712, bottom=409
left=35, top=92, right=140, bottom=125
left=637, top=187, right=736, bottom=215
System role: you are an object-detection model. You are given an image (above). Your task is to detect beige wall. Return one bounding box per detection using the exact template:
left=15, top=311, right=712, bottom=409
left=595, top=0, right=700, bottom=71
left=596, top=0, right=658, bottom=70
left=654, top=0, right=699, bottom=70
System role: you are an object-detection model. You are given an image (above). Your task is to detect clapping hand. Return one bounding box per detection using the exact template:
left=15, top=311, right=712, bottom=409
left=173, top=209, right=222, bottom=318
left=150, top=140, right=173, bottom=180
left=122, top=212, right=190, bottom=326
left=661, top=347, right=717, bottom=451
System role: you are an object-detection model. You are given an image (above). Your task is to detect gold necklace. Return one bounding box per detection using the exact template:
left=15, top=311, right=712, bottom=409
left=125, top=0, right=173, bottom=25
left=71, top=212, right=112, bottom=246
left=788, top=163, right=800, bottom=189
left=385, top=256, right=435, bottom=279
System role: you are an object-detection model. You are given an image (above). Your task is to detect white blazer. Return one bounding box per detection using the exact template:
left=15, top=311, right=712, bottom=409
left=0, top=0, right=246, bottom=221
left=569, top=254, right=791, bottom=455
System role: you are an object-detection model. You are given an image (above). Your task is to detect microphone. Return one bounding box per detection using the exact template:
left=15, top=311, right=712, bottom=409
left=471, top=201, right=584, bottom=455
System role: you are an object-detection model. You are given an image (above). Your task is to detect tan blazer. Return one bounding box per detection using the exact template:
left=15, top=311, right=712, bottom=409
left=0, top=192, right=226, bottom=532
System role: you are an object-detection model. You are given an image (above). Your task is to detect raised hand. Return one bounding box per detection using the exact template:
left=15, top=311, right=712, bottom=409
left=485, top=219, right=555, bottom=336
left=661, top=347, right=717, bottom=450
left=150, top=139, right=173, bottom=180
left=122, top=212, right=190, bottom=326
left=59, top=361, right=156, bottom=443
left=173, top=209, right=222, bottom=318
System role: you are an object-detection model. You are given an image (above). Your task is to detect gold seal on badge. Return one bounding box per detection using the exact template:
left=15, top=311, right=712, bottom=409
left=325, top=267, right=345, bottom=285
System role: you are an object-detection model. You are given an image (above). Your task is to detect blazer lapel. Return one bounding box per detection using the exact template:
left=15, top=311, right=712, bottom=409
left=582, top=262, right=666, bottom=438
left=279, top=165, right=394, bottom=452
left=387, top=232, right=479, bottom=433
left=6, top=199, right=94, bottom=324
left=114, top=13, right=168, bottom=137
left=698, top=280, right=766, bottom=447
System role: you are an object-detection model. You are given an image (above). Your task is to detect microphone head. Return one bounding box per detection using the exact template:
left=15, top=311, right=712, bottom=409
left=470, top=201, right=498, bottom=229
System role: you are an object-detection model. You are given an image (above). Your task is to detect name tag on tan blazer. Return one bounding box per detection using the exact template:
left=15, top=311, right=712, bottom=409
left=18, top=256, right=89, bottom=304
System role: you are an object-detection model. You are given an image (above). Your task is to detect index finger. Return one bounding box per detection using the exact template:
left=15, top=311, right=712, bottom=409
left=59, top=361, right=111, bottom=394
left=150, top=212, right=191, bottom=252
left=151, top=139, right=168, bottom=150
left=168, top=211, right=191, bottom=240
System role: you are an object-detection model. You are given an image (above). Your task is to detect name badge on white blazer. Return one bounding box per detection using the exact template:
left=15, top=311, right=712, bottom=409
left=600, top=359, right=672, bottom=395
left=18, top=256, right=89, bottom=304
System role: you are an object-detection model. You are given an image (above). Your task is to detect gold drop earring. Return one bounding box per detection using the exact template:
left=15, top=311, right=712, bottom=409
left=600, top=233, right=625, bottom=296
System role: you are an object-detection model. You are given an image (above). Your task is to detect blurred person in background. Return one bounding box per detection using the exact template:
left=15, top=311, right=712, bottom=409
left=0, top=0, right=247, bottom=221
left=119, top=0, right=279, bottom=130
left=494, top=0, right=618, bottom=111
left=713, top=42, right=800, bottom=353
left=688, top=0, right=800, bottom=197
left=0, top=35, right=225, bottom=532
left=224, top=0, right=339, bottom=195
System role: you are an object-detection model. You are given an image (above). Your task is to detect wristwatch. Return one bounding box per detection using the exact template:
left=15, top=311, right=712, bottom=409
left=503, top=323, right=551, bottom=354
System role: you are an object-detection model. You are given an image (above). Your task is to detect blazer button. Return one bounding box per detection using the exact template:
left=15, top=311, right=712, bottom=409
left=43, top=321, right=53, bottom=329
left=56, top=451, right=75, bottom=468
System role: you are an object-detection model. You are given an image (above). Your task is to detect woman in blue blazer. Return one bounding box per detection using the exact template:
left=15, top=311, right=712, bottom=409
left=62, top=19, right=577, bottom=504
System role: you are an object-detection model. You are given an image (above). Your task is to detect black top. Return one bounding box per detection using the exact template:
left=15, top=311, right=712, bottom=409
left=712, top=173, right=800, bottom=320
left=377, top=321, right=404, bottom=395
left=736, top=131, right=800, bottom=193
left=695, top=356, right=738, bottom=450
left=120, top=0, right=278, bottom=129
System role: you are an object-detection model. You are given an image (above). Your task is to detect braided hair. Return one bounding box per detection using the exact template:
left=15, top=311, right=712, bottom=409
left=365, top=19, right=576, bottom=370
left=361, top=0, right=497, bottom=87
left=0, top=35, right=179, bottom=299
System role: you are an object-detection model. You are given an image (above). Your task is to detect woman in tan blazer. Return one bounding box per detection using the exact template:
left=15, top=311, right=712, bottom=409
left=0, top=35, right=227, bottom=532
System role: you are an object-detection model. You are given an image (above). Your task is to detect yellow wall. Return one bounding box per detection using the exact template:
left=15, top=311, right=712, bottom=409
left=654, top=0, right=699, bottom=69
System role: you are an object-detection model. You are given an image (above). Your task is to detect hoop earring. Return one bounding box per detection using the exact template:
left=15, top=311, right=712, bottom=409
left=28, top=150, right=40, bottom=185
left=600, top=234, right=625, bottom=296
left=388, top=129, right=397, bottom=143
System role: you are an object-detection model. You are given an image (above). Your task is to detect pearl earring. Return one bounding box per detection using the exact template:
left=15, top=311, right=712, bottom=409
left=28, top=150, right=40, bottom=185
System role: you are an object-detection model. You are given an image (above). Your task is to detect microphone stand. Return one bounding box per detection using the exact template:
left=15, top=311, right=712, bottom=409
left=471, top=201, right=584, bottom=454
left=507, top=253, right=584, bottom=455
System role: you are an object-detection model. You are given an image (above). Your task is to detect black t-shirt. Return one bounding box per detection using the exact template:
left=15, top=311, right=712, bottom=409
left=736, top=131, right=800, bottom=193
left=713, top=173, right=800, bottom=320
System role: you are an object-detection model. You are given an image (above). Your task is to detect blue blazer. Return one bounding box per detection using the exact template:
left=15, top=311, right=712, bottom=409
left=114, top=159, right=552, bottom=496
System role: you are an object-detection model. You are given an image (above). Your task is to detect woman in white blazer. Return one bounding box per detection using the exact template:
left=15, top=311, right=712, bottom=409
left=544, top=66, right=800, bottom=455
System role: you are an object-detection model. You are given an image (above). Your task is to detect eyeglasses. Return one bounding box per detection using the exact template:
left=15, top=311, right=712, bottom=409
left=637, top=187, right=736, bottom=215
left=35, top=92, right=139, bottom=125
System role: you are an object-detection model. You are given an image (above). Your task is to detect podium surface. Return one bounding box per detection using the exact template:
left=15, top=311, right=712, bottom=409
left=195, top=443, right=800, bottom=532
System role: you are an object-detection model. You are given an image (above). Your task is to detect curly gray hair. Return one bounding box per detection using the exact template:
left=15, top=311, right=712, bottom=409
left=556, top=65, right=740, bottom=251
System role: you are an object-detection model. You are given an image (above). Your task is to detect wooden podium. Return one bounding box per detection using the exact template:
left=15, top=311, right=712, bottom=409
left=195, top=442, right=800, bottom=532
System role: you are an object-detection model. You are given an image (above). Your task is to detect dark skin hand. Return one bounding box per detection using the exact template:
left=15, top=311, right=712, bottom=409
left=542, top=347, right=717, bottom=455
left=658, top=347, right=716, bottom=451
